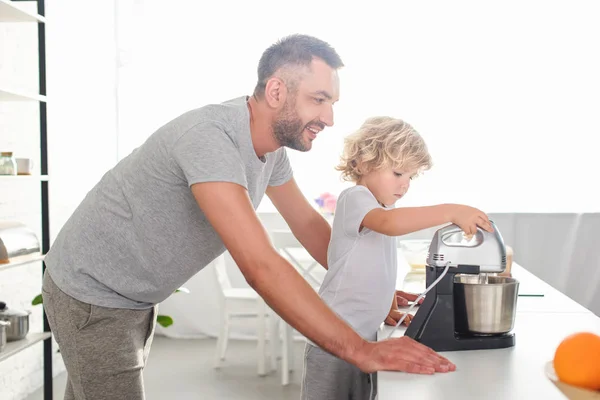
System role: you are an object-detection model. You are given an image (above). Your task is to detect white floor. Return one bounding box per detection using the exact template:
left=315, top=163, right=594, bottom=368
left=27, top=336, right=306, bottom=400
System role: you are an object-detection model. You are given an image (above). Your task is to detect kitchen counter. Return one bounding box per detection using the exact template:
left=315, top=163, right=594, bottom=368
left=377, top=262, right=599, bottom=399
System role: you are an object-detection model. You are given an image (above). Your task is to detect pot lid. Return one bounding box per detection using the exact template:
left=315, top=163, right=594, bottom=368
left=0, top=301, right=30, bottom=317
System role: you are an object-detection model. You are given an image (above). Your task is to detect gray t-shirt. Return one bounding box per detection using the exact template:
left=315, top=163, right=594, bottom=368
left=317, top=185, right=398, bottom=341
left=44, top=96, right=293, bottom=309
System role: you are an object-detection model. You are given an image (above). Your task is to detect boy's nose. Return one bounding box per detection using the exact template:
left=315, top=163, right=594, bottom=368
left=399, top=183, right=410, bottom=195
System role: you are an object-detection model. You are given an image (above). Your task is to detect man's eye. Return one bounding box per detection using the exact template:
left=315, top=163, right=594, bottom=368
left=314, top=98, right=325, bottom=104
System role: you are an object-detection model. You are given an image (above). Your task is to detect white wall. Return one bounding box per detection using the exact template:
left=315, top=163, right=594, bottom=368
left=2, top=0, right=600, bottom=397
left=0, top=0, right=119, bottom=398
left=115, top=0, right=600, bottom=214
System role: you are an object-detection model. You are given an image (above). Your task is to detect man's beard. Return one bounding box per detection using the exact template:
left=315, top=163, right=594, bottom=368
left=272, top=100, right=309, bottom=152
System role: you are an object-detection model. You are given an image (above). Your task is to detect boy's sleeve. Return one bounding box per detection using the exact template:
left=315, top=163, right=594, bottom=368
left=171, top=122, right=248, bottom=189
left=268, top=147, right=293, bottom=187
left=341, top=186, right=383, bottom=237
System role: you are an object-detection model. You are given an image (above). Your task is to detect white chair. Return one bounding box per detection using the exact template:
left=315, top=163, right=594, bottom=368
left=267, top=308, right=295, bottom=385
left=269, top=229, right=327, bottom=385
left=212, top=254, right=270, bottom=375
left=270, top=229, right=324, bottom=290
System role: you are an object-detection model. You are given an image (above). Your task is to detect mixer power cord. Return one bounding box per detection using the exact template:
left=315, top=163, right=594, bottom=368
left=368, top=262, right=452, bottom=400
left=386, top=261, right=452, bottom=339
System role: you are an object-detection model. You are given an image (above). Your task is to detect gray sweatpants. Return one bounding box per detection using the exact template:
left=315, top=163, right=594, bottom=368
left=301, top=343, right=376, bottom=400
left=42, top=270, right=157, bottom=400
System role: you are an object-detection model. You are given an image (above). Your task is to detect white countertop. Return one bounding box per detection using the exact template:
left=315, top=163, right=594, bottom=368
left=377, top=262, right=599, bottom=400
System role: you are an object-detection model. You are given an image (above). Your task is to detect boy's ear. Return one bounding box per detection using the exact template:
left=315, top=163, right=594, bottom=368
left=352, top=160, right=368, bottom=177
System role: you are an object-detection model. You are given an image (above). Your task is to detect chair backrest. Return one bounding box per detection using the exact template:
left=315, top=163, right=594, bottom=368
left=212, top=254, right=232, bottom=292
left=269, top=229, right=323, bottom=288
left=270, top=229, right=303, bottom=249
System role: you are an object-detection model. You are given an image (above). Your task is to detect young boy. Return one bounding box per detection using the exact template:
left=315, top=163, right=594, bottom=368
left=301, top=116, right=493, bottom=400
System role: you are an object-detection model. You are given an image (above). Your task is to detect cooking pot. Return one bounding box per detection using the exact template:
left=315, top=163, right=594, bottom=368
left=0, top=320, right=10, bottom=351
left=0, top=302, right=30, bottom=341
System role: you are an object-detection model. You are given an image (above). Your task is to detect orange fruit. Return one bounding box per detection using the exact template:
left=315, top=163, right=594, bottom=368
left=553, top=332, right=600, bottom=391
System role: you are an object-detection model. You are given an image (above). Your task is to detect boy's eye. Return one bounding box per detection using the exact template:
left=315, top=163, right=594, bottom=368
left=394, top=172, right=402, bottom=177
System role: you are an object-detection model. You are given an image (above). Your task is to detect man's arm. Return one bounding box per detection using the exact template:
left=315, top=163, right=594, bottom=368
left=192, top=182, right=357, bottom=360
left=191, top=182, right=454, bottom=374
left=266, top=178, right=331, bottom=269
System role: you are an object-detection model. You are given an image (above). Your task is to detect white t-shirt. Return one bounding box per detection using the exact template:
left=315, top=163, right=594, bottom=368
left=318, top=185, right=398, bottom=341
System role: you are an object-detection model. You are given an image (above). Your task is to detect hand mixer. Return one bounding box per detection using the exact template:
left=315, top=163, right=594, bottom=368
left=389, top=221, right=518, bottom=351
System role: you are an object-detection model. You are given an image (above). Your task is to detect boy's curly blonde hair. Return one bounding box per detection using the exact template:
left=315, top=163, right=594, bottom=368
left=336, top=116, right=433, bottom=182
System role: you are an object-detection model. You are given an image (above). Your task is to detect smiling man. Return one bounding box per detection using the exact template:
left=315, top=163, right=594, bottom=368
left=41, top=34, right=454, bottom=400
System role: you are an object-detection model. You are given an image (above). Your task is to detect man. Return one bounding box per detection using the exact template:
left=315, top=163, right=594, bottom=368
left=42, top=34, right=455, bottom=400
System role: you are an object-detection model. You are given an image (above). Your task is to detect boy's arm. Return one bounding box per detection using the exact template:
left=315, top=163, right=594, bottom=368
left=362, top=204, right=493, bottom=237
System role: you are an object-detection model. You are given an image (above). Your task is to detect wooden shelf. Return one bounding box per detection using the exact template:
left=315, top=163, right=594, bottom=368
left=0, top=175, right=49, bottom=181
left=0, top=253, right=44, bottom=272
left=0, top=332, right=52, bottom=363
left=0, top=0, right=45, bottom=23
left=0, top=86, right=46, bottom=102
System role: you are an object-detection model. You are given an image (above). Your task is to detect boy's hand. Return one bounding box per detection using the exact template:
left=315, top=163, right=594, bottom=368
left=395, top=290, right=424, bottom=306
left=384, top=309, right=413, bottom=326
left=384, top=290, right=423, bottom=325
left=449, top=204, right=494, bottom=236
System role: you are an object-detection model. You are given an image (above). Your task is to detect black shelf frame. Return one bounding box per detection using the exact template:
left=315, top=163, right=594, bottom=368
left=11, top=0, right=52, bottom=398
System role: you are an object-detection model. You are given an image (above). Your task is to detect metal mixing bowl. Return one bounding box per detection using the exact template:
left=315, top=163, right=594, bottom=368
left=453, top=275, right=519, bottom=335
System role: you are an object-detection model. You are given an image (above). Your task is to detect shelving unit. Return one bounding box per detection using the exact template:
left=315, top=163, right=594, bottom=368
left=0, top=174, right=49, bottom=181
left=0, top=86, right=47, bottom=102
left=0, top=1, right=52, bottom=399
left=0, top=0, right=44, bottom=22
left=0, top=253, right=44, bottom=272
left=0, top=333, right=52, bottom=363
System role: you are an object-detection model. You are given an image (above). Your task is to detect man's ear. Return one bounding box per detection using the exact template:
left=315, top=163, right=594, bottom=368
left=264, top=77, right=288, bottom=109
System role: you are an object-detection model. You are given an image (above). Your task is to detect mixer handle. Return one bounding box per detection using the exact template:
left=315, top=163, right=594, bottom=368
left=436, top=221, right=499, bottom=247
left=437, top=221, right=498, bottom=236
left=437, top=223, right=464, bottom=236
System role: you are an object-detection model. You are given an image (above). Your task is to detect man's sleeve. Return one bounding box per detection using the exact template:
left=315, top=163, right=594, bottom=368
left=268, top=147, right=293, bottom=187
left=171, top=122, right=248, bottom=188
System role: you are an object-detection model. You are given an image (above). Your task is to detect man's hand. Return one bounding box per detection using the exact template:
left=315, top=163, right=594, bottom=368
left=354, top=337, right=457, bottom=374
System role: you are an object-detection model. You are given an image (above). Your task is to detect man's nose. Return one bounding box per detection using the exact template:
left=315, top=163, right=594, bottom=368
left=320, top=104, right=334, bottom=127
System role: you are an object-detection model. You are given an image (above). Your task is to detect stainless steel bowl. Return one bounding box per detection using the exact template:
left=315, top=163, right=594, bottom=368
left=453, top=275, right=519, bottom=335
left=0, top=302, right=30, bottom=341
